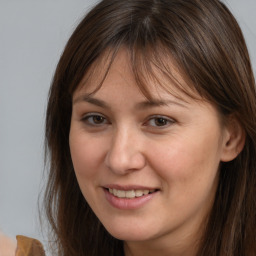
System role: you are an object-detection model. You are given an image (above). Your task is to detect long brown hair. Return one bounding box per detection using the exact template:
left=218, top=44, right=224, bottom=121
left=44, top=0, right=256, bottom=255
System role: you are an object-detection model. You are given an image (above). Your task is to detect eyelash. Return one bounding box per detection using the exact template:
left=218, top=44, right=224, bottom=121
left=81, top=113, right=175, bottom=128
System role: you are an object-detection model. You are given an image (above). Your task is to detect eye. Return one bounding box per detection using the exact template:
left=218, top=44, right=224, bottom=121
left=145, top=115, right=175, bottom=128
left=81, top=113, right=108, bottom=126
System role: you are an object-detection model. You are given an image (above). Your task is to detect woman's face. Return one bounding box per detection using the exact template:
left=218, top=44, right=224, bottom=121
left=69, top=49, right=229, bottom=251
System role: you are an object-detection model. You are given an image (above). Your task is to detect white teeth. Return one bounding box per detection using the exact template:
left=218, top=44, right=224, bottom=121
left=113, top=188, right=118, bottom=196
left=108, top=188, right=156, bottom=198
left=126, top=190, right=136, bottom=198
left=143, top=189, right=150, bottom=195
left=117, top=190, right=126, bottom=198
left=135, top=190, right=143, bottom=197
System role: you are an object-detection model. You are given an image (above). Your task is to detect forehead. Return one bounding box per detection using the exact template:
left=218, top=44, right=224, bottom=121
left=74, top=47, right=201, bottom=103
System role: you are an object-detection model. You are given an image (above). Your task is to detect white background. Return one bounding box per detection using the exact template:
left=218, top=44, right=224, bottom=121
left=0, top=0, right=255, bottom=246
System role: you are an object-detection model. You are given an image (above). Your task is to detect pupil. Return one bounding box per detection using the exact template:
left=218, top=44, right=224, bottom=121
left=156, top=118, right=166, bottom=126
left=93, top=116, right=103, bottom=123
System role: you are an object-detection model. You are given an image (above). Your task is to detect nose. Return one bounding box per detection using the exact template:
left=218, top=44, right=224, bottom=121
left=105, top=127, right=146, bottom=175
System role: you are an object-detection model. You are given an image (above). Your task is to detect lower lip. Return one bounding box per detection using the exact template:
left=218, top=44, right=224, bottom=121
left=104, top=189, right=157, bottom=210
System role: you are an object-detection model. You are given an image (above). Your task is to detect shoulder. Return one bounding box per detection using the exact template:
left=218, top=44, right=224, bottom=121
left=0, top=232, right=16, bottom=256
left=16, top=235, right=45, bottom=256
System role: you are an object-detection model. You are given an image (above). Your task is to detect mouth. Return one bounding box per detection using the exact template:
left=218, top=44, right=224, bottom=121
left=105, top=188, right=159, bottom=199
left=103, top=186, right=159, bottom=209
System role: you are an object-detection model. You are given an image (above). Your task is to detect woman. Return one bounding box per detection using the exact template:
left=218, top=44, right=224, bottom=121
left=42, top=0, right=256, bottom=255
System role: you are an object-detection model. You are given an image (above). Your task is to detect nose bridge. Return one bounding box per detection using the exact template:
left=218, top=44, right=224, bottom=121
left=105, top=124, right=145, bottom=174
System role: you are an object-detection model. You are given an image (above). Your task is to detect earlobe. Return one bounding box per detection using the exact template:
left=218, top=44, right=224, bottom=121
left=220, top=116, right=246, bottom=162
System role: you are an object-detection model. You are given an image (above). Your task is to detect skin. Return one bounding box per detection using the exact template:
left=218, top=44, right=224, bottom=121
left=0, top=232, right=16, bottom=256
left=69, top=49, right=235, bottom=256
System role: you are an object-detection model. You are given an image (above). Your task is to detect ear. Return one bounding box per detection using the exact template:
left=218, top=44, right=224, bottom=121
left=220, top=115, right=246, bottom=162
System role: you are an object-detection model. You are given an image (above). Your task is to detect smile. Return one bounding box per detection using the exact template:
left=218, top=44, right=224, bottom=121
left=108, top=188, right=156, bottom=198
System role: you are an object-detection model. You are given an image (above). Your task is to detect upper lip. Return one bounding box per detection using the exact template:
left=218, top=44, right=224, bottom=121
left=103, top=184, right=159, bottom=191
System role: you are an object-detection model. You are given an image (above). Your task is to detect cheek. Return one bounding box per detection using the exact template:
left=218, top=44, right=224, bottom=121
left=69, top=132, right=105, bottom=180
left=149, top=137, right=221, bottom=221
left=148, top=134, right=221, bottom=191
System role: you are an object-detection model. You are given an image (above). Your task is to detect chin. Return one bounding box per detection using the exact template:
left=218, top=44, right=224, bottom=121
left=103, top=223, right=156, bottom=242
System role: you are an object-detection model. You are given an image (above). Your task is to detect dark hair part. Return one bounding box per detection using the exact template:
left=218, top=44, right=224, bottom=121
left=44, top=0, right=256, bottom=255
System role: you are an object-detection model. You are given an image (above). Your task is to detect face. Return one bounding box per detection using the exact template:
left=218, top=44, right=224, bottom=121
left=69, top=49, right=229, bottom=251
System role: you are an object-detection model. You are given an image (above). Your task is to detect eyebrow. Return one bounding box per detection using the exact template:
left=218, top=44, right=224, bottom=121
left=135, top=99, right=188, bottom=109
left=74, top=95, right=109, bottom=108
left=73, top=94, right=188, bottom=109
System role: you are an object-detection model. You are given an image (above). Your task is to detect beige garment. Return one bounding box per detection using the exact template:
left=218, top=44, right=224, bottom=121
left=15, top=236, right=45, bottom=256
left=0, top=232, right=16, bottom=256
